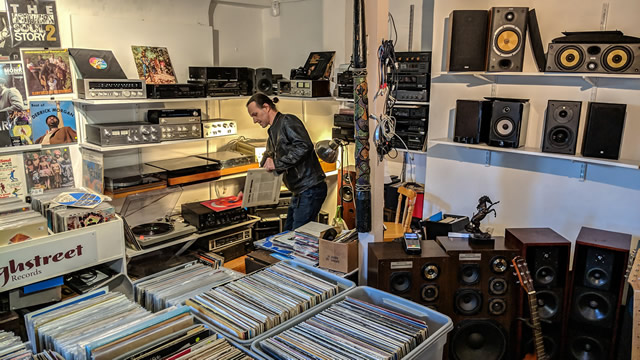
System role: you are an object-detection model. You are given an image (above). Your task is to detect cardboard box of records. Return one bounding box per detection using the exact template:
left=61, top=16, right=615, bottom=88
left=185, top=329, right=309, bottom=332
left=319, top=228, right=358, bottom=273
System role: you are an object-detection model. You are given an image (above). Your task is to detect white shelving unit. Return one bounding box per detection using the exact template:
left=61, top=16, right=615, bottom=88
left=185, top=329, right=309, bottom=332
left=396, top=148, right=427, bottom=156
left=333, top=97, right=429, bottom=106
left=80, top=137, right=215, bottom=152
left=436, top=71, right=640, bottom=88
left=0, top=144, right=41, bottom=155
left=72, top=96, right=248, bottom=105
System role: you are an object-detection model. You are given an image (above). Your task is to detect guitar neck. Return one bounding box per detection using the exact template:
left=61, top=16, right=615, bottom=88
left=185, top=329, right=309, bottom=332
left=528, top=292, right=547, bottom=360
left=633, top=289, right=640, bottom=360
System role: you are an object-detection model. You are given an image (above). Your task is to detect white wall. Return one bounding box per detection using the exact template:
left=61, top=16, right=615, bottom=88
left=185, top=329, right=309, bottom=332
left=214, top=4, right=265, bottom=68
left=427, top=0, right=640, bottom=246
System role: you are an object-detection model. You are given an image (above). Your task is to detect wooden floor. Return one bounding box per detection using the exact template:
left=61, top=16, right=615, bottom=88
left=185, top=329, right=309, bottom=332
left=224, top=255, right=247, bottom=274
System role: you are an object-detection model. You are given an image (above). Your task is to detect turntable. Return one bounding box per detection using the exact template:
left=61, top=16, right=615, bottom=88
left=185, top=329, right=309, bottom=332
left=194, top=151, right=258, bottom=176
left=120, top=187, right=196, bottom=249
left=145, top=156, right=222, bottom=186
left=104, top=164, right=167, bottom=196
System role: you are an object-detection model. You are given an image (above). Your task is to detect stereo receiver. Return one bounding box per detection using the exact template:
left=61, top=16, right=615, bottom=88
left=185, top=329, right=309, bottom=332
left=78, top=79, right=146, bottom=100
left=85, top=122, right=161, bottom=146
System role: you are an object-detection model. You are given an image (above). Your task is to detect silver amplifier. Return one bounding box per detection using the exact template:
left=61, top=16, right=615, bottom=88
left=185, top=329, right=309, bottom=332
left=208, top=228, right=252, bottom=251
left=202, top=119, right=237, bottom=138
left=85, top=122, right=160, bottom=146
left=147, top=109, right=202, bottom=125
left=78, top=79, right=147, bottom=100
left=160, top=124, right=202, bottom=141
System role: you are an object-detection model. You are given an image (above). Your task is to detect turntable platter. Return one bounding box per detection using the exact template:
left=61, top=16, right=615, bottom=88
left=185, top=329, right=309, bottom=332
left=131, top=222, right=175, bottom=237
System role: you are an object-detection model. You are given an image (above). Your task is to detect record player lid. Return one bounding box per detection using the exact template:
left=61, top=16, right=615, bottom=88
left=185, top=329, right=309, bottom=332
left=104, top=164, right=161, bottom=179
left=195, top=151, right=253, bottom=162
left=145, top=156, right=220, bottom=172
left=120, top=187, right=182, bottom=227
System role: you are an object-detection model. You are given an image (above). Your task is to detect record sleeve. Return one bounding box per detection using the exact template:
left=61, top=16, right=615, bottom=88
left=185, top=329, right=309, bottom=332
left=21, top=49, right=72, bottom=97
left=131, top=46, right=177, bottom=84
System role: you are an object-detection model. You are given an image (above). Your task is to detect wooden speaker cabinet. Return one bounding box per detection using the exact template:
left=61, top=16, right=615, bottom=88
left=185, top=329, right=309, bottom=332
left=436, top=236, right=520, bottom=360
left=566, top=227, right=631, bottom=360
left=367, top=240, right=451, bottom=313
left=337, top=165, right=356, bottom=230
left=505, top=228, right=571, bottom=359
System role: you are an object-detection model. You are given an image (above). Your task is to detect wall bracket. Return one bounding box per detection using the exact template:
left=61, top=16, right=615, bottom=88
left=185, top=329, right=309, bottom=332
left=579, top=162, right=587, bottom=181
left=485, top=150, right=491, bottom=167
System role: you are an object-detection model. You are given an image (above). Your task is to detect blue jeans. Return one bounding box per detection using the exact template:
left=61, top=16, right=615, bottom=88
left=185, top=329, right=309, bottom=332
left=284, top=181, right=328, bottom=231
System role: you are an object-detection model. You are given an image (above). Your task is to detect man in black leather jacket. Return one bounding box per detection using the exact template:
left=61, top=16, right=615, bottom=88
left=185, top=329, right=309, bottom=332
left=247, top=93, right=327, bottom=230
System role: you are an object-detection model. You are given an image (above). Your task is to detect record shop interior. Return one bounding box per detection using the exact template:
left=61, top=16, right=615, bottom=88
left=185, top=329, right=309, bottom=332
left=0, top=0, right=639, bottom=359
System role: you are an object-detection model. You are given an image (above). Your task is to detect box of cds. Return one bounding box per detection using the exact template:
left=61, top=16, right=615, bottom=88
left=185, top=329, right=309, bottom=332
left=186, top=259, right=356, bottom=347
left=250, top=286, right=453, bottom=360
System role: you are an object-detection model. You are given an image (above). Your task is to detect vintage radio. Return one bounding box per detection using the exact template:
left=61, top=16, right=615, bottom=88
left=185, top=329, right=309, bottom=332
left=146, top=83, right=206, bottom=99
left=203, top=228, right=252, bottom=251
left=181, top=201, right=249, bottom=232
left=77, top=79, right=146, bottom=100
left=278, top=79, right=331, bottom=98
left=202, top=120, right=237, bottom=138
left=159, top=124, right=202, bottom=141
left=147, top=109, right=201, bottom=125
left=85, top=122, right=160, bottom=146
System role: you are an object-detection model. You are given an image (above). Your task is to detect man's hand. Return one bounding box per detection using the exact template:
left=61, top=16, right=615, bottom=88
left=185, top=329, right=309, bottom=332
left=263, top=157, right=275, bottom=171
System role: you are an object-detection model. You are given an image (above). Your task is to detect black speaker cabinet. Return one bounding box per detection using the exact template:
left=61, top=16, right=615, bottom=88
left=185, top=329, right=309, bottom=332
left=546, top=43, right=640, bottom=73
left=447, top=10, right=489, bottom=71
left=581, top=102, right=626, bottom=160
left=436, top=236, right=520, bottom=360
left=367, top=240, right=450, bottom=313
left=487, top=99, right=530, bottom=148
left=566, top=226, right=631, bottom=360
left=453, top=100, right=492, bottom=144
left=505, top=228, right=572, bottom=360
left=542, top=100, right=582, bottom=155
left=255, top=68, right=273, bottom=95
left=487, top=7, right=529, bottom=72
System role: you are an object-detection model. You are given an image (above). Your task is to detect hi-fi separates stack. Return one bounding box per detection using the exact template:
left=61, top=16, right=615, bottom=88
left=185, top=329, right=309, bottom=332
left=390, top=106, right=429, bottom=151
left=336, top=70, right=354, bottom=99
left=188, top=67, right=256, bottom=96
left=332, top=111, right=354, bottom=142
left=391, top=52, right=431, bottom=102
left=436, top=235, right=521, bottom=360
left=146, top=109, right=202, bottom=141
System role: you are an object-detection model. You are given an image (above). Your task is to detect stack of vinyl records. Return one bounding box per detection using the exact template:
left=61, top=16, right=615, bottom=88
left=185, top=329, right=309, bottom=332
left=0, top=198, right=48, bottom=246
left=255, top=231, right=320, bottom=265
left=259, top=296, right=429, bottom=359
left=187, top=262, right=344, bottom=340
left=133, top=262, right=243, bottom=312
left=0, top=330, right=32, bottom=359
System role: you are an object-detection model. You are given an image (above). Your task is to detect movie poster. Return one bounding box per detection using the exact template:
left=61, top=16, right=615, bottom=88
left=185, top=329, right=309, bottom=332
left=0, top=154, right=24, bottom=199
left=0, top=12, right=19, bottom=60
left=21, top=48, right=72, bottom=96
left=24, top=147, right=74, bottom=193
left=5, top=0, right=60, bottom=48
left=82, top=149, right=103, bottom=193
left=30, top=100, right=76, bottom=145
left=131, top=46, right=177, bottom=84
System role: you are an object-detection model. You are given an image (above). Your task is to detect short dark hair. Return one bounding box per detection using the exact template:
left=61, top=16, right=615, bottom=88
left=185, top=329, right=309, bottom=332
left=246, top=93, right=279, bottom=111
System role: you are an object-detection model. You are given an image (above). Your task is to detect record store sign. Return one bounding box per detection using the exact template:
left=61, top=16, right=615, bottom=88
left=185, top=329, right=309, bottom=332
left=0, top=231, right=98, bottom=291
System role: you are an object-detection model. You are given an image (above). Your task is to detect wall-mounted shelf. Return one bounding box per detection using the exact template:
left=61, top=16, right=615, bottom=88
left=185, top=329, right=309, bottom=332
left=429, top=138, right=640, bottom=180
left=278, top=96, right=336, bottom=102
left=436, top=72, right=640, bottom=88
left=333, top=97, right=429, bottom=106
left=0, top=144, right=41, bottom=155
left=73, top=96, right=249, bottom=106
left=79, top=138, right=219, bottom=152
left=395, top=148, right=427, bottom=156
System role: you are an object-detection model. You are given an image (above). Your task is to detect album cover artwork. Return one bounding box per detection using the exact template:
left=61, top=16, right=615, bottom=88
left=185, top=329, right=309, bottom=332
left=0, top=62, right=26, bottom=109
left=201, top=195, right=242, bottom=212
left=0, top=153, right=24, bottom=199
left=21, top=48, right=72, bottom=96
left=23, top=147, right=74, bottom=193
left=30, top=100, right=76, bottom=145
left=0, top=12, right=19, bottom=60
left=5, top=0, right=60, bottom=48
left=82, top=149, right=103, bottom=193
left=131, top=45, right=177, bottom=84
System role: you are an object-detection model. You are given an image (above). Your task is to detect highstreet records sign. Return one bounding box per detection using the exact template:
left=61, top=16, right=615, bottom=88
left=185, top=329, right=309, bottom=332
left=0, top=230, right=98, bottom=291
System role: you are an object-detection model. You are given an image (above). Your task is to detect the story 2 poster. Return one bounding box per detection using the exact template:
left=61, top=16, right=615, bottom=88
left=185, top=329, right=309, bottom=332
left=4, top=0, right=60, bottom=48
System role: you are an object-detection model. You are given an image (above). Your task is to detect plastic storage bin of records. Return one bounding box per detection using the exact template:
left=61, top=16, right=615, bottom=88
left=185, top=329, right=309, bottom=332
left=251, top=286, right=453, bottom=360
left=23, top=288, right=260, bottom=360
left=186, top=259, right=356, bottom=346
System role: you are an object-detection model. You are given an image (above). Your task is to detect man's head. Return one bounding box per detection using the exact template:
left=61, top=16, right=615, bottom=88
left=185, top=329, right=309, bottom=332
left=46, top=115, right=60, bottom=129
left=246, top=93, right=278, bottom=128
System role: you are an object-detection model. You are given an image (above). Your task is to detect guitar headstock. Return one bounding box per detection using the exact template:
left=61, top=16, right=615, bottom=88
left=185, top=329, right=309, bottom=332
left=512, top=256, right=535, bottom=293
left=627, top=241, right=640, bottom=291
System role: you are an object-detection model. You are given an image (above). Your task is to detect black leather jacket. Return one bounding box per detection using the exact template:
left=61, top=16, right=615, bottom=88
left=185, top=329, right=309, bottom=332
left=262, top=112, right=326, bottom=194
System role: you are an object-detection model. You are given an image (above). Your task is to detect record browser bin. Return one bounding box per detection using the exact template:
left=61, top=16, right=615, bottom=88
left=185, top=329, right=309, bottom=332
left=189, top=259, right=356, bottom=347
left=250, top=286, right=454, bottom=360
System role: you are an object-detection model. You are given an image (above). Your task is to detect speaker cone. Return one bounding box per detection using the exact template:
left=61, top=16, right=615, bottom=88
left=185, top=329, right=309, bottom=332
left=556, top=45, right=584, bottom=70
left=491, top=256, right=508, bottom=274
left=537, top=290, right=560, bottom=320
left=421, top=284, right=439, bottom=302
left=585, top=267, right=609, bottom=288
left=494, top=117, right=515, bottom=137
left=576, top=291, right=611, bottom=322
left=460, top=264, right=480, bottom=285
left=548, top=126, right=572, bottom=147
left=488, top=298, right=507, bottom=315
left=422, top=263, right=440, bottom=280
left=526, top=335, right=557, bottom=359
left=489, top=277, right=508, bottom=295
left=340, top=185, right=353, bottom=202
left=455, top=289, right=482, bottom=315
left=258, top=79, right=272, bottom=93
left=494, top=26, right=522, bottom=55
left=389, top=272, right=411, bottom=294
left=553, top=105, right=574, bottom=124
left=450, top=320, right=507, bottom=360
left=603, top=45, right=632, bottom=72
left=569, top=335, right=604, bottom=360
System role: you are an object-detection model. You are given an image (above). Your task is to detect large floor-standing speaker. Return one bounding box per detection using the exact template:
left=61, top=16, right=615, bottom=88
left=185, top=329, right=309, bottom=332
left=581, top=102, right=626, bottom=160
left=453, top=100, right=492, bottom=144
left=505, top=228, right=572, bottom=360
left=447, top=10, right=489, bottom=71
left=337, top=165, right=356, bottom=230
left=487, top=7, right=529, bottom=72
left=487, top=98, right=530, bottom=148
left=436, top=236, right=521, bottom=360
left=255, top=68, right=273, bottom=95
left=367, top=240, right=450, bottom=313
left=566, top=227, right=631, bottom=360
left=542, top=100, right=582, bottom=155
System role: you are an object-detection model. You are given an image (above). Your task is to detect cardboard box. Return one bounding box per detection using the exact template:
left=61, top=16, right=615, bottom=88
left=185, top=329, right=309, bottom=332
left=319, top=238, right=358, bottom=273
